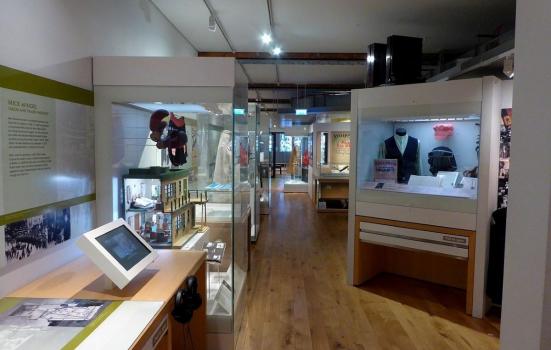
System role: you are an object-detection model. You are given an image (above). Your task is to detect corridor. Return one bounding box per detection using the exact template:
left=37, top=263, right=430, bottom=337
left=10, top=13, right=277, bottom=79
left=237, top=190, right=500, bottom=350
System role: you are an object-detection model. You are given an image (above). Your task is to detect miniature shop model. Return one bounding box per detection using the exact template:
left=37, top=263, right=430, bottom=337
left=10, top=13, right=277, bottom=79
left=124, top=167, right=196, bottom=248
left=348, top=77, right=501, bottom=318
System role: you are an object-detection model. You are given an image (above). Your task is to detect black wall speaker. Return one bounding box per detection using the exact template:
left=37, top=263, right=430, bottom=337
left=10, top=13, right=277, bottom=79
left=367, top=43, right=387, bottom=88
left=385, top=35, right=423, bottom=85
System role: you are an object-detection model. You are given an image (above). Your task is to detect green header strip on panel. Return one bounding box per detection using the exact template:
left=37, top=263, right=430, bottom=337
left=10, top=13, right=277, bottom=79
left=61, top=301, right=123, bottom=350
left=0, top=193, right=96, bottom=226
left=0, top=297, right=22, bottom=314
left=0, top=65, right=94, bottom=106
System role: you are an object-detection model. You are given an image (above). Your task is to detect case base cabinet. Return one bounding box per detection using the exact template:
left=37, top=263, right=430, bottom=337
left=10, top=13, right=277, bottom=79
left=315, top=178, right=349, bottom=212
left=353, top=216, right=475, bottom=315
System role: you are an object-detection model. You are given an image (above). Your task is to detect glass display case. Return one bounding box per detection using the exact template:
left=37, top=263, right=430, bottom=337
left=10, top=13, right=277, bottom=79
left=258, top=132, right=271, bottom=215
left=356, top=115, right=480, bottom=212
left=348, top=77, right=502, bottom=318
left=317, top=162, right=350, bottom=177
left=248, top=104, right=261, bottom=242
left=94, top=56, right=251, bottom=347
left=283, top=135, right=310, bottom=193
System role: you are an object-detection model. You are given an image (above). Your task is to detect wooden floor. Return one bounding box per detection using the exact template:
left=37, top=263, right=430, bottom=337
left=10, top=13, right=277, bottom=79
left=236, top=180, right=500, bottom=350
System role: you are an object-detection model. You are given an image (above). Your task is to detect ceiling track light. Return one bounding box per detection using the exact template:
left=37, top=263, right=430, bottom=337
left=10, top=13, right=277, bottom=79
left=261, top=33, right=272, bottom=45
left=208, top=15, right=216, bottom=32
left=272, top=46, right=282, bottom=56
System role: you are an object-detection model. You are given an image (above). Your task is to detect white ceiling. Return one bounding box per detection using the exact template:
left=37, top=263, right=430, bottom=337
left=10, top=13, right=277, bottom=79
left=153, top=0, right=515, bottom=88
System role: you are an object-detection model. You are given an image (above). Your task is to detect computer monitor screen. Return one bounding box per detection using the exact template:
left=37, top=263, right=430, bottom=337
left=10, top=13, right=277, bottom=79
left=95, top=225, right=152, bottom=271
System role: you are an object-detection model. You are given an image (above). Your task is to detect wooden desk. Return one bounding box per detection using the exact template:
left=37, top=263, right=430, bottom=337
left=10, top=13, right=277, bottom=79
left=10, top=250, right=207, bottom=350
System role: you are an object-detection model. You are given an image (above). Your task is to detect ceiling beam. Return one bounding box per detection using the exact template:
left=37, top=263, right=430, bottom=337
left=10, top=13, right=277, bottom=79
left=248, top=98, right=291, bottom=104
left=249, top=83, right=364, bottom=90
left=198, top=51, right=367, bottom=61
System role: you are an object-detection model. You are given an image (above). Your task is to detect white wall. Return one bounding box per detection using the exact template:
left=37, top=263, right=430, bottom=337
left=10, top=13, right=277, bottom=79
left=0, top=0, right=196, bottom=89
left=500, top=0, right=551, bottom=348
left=501, top=80, right=514, bottom=109
left=0, top=0, right=196, bottom=297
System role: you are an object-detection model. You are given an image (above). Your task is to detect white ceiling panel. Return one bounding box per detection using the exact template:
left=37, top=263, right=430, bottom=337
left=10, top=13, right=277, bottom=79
left=242, top=64, right=277, bottom=83
left=152, top=0, right=230, bottom=51
left=278, top=64, right=366, bottom=85
left=271, top=0, right=515, bottom=53
left=155, top=0, right=514, bottom=54
left=209, top=0, right=272, bottom=51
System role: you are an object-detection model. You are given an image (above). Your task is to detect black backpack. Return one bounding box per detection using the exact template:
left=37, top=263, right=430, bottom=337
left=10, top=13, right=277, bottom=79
left=428, top=146, right=457, bottom=176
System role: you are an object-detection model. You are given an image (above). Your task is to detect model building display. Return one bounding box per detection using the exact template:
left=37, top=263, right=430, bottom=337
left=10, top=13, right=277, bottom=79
left=123, top=167, right=196, bottom=248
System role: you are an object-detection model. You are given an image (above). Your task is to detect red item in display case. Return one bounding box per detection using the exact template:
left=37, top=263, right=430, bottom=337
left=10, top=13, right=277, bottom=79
left=302, top=151, right=310, bottom=167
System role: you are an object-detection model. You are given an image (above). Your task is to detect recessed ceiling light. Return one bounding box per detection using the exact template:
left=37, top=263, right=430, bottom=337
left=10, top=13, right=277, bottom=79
left=261, top=33, right=272, bottom=45
left=272, top=46, right=282, bottom=56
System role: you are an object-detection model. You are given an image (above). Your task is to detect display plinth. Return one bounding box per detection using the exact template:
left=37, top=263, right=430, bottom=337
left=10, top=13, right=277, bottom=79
left=283, top=179, right=309, bottom=193
left=10, top=250, right=207, bottom=350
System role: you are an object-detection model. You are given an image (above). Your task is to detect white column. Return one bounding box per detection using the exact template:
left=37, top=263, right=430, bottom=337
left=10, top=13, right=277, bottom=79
left=500, top=0, right=551, bottom=349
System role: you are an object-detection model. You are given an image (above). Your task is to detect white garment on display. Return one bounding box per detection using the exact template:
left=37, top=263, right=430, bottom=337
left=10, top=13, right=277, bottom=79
left=213, top=130, right=233, bottom=184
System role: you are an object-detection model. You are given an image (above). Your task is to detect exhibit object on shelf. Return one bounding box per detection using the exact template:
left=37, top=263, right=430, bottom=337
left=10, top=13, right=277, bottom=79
left=213, top=130, right=233, bottom=185
left=77, top=218, right=158, bottom=289
left=123, top=167, right=196, bottom=248
left=149, top=109, right=189, bottom=166
left=0, top=298, right=112, bottom=350
left=373, top=159, right=398, bottom=183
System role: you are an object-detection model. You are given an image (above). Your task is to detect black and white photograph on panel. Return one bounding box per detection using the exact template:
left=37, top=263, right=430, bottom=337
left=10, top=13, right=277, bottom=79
left=3, top=207, right=71, bottom=265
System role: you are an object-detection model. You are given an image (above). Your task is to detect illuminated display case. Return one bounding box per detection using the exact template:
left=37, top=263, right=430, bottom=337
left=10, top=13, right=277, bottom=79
left=313, top=125, right=351, bottom=211
left=348, top=77, right=502, bottom=318
left=356, top=116, right=480, bottom=209
left=94, top=57, right=250, bottom=347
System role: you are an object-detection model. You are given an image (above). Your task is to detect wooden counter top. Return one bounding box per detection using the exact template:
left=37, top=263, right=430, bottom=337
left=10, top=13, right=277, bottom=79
left=10, top=250, right=206, bottom=303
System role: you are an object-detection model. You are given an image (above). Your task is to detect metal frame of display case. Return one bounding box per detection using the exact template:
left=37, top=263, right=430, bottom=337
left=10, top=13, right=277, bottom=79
left=347, top=77, right=502, bottom=319
left=93, top=56, right=250, bottom=349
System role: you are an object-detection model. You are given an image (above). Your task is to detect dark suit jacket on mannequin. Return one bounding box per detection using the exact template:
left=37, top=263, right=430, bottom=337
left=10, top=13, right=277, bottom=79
left=379, top=135, right=420, bottom=183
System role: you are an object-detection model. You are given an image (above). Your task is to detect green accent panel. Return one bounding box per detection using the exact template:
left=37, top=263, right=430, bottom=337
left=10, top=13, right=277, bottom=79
left=61, top=301, right=123, bottom=350
left=0, top=193, right=96, bottom=226
left=0, top=65, right=94, bottom=106
left=0, top=297, right=22, bottom=314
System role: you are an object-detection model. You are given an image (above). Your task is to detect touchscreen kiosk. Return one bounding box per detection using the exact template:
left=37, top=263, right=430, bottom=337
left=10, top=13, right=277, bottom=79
left=77, top=218, right=159, bottom=289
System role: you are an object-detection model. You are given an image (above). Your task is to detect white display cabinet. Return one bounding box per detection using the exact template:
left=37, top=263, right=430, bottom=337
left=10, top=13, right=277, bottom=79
left=347, top=77, right=501, bottom=318
left=311, top=122, right=351, bottom=211
left=93, top=57, right=250, bottom=349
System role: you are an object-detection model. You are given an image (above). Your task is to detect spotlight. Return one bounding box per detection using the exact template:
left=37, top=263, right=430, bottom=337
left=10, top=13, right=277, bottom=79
left=272, top=46, right=282, bottom=56
left=208, top=15, right=216, bottom=32
left=261, top=33, right=272, bottom=45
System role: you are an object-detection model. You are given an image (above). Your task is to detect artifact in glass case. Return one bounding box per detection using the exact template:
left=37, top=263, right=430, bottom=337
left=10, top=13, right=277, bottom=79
left=123, top=167, right=196, bottom=248
left=149, top=109, right=189, bottom=166
left=357, top=116, right=480, bottom=200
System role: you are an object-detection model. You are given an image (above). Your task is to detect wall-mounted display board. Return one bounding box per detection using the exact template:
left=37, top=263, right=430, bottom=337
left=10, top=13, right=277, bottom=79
left=330, top=132, right=351, bottom=165
left=0, top=65, right=96, bottom=294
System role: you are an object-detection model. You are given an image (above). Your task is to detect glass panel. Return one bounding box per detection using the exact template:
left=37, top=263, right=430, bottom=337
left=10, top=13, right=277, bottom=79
left=232, top=101, right=249, bottom=339
left=115, top=100, right=241, bottom=335
left=356, top=112, right=481, bottom=213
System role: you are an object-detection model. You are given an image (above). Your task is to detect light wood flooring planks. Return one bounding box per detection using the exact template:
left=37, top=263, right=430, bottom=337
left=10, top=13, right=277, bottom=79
left=236, top=182, right=499, bottom=350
